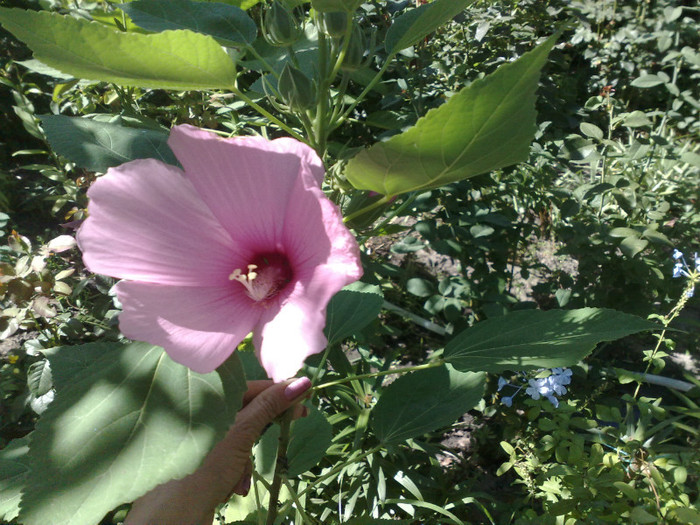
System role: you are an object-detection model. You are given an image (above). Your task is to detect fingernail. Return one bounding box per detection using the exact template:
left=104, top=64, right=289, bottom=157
left=284, top=376, right=312, bottom=401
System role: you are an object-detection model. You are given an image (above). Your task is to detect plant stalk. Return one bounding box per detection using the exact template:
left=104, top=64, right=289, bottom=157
left=314, top=359, right=444, bottom=391
left=265, top=409, right=295, bottom=525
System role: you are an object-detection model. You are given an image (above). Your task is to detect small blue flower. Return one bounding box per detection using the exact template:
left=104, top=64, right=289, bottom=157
left=671, top=248, right=699, bottom=297
left=673, top=262, right=686, bottom=278
left=499, top=368, right=571, bottom=408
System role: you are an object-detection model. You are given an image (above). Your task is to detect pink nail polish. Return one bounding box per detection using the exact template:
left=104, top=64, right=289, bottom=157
left=284, top=376, right=312, bottom=400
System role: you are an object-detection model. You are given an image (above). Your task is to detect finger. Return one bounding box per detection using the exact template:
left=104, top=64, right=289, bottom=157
left=199, top=377, right=312, bottom=504
left=292, top=403, right=309, bottom=420
left=242, top=380, right=274, bottom=405
left=231, top=458, right=253, bottom=496
left=234, top=376, right=312, bottom=450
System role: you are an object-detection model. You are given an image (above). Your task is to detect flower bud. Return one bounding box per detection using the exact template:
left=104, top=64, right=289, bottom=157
left=340, top=25, right=366, bottom=72
left=278, top=63, right=316, bottom=111
left=318, top=11, right=348, bottom=38
left=264, top=0, right=302, bottom=47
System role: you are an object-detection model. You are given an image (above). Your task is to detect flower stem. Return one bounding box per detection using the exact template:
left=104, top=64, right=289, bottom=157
left=342, top=194, right=394, bottom=223
left=313, top=17, right=330, bottom=156
left=265, top=408, right=294, bottom=525
left=230, top=86, right=306, bottom=143
left=314, top=359, right=444, bottom=391
left=282, top=478, right=316, bottom=525
left=290, top=444, right=384, bottom=503
left=330, top=56, right=395, bottom=131
left=632, top=277, right=696, bottom=399
left=252, top=470, right=265, bottom=525
left=245, top=45, right=281, bottom=81
left=327, top=14, right=354, bottom=81
left=360, top=193, right=417, bottom=239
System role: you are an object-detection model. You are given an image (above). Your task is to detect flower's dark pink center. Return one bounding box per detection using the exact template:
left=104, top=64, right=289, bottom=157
left=229, top=252, right=293, bottom=302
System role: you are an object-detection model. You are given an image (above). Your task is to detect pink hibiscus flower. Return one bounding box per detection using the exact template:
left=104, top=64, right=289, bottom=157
left=77, top=125, right=362, bottom=382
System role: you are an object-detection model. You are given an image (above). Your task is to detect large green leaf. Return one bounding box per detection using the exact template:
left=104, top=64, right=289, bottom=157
left=371, top=365, right=485, bottom=444
left=287, top=405, right=332, bottom=476
left=444, top=308, right=658, bottom=373
left=346, top=33, right=558, bottom=195
left=42, top=115, right=176, bottom=169
left=324, top=282, right=383, bottom=345
left=385, top=0, right=472, bottom=55
left=310, top=0, right=362, bottom=12
left=122, top=0, right=257, bottom=47
left=197, top=0, right=261, bottom=8
left=19, top=342, right=246, bottom=525
left=0, top=436, right=30, bottom=522
left=0, top=8, right=237, bottom=89
left=40, top=115, right=178, bottom=172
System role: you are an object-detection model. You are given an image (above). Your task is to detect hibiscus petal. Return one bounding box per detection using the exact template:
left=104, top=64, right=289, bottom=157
left=117, top=281, right=260, bottom=373
left=250, top=161, right=361, bottom=382
left=168, top=125, right=325, bottom=253
left=78, top=159, right=245, bottom=286
left=253, top=289, right=328, bottom=383
left=253, top=263, right=361, bottom=383
left=282, top=178, right=363, bottom=285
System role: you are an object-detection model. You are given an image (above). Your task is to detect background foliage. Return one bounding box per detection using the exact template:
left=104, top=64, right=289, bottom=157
left=0, top=0, right=698, bottom=524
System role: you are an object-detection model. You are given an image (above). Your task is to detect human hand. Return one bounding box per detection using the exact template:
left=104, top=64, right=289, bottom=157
left=124, top=376, right=312, bottom=525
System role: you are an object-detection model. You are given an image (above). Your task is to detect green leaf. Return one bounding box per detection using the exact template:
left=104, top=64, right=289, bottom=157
left=608, top=226, right=639, bottom=238
left=19, top=342, right=246, bottom=525
left=346, top=33, right=558, bottom=195
left=470, top=224, right=495, bottom=238
left=629, top=506, right=659, bottom=524
left=642, top=228, right=672, bottom=246
left=681, top=151, right=700, bottom=168
left=310, top=0, right=362, bottom=12
left=621, top=110, right=652, bottom=128
left=580, top=122, right=604, bottom=140
left=197, top=0, right=261, bottom=9
left=122, top=0, right=257, bottom=47
left=17, top=58, right=75, bottom=80
left=670, top=507, right=700, bottom=524
left=324, top=282, right=383, bottom=345
left=287, top=405, right=332, bottom=476
left=407, top=277, right=434, bottom=298
left=385, top=0, right=473, bottom=55
left=0, top=437, right=31, bottom=522
left=40, top=115, right=178, bottom=172
left=223, top=423, right=291, bottom=522
left=27, top=360, right=53, bottom=397
left=0, top=8, right=237, bottom=90
left=42, top=342, right=115, bottom=389
left=631, top=74, right=665, bottom=88
left=371, top=365, right=485, bottom=444
left=619, top=236, right=648, bottom=258
left=444, top=308, right=658, bottom=373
